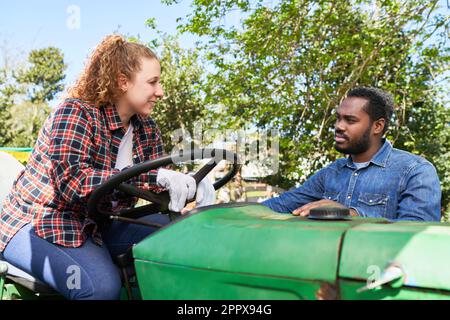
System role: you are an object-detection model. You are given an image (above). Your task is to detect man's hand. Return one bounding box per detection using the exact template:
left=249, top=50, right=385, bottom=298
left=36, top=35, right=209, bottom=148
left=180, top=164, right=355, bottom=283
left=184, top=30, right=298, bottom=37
left=292, top=199, right=358, bottom=217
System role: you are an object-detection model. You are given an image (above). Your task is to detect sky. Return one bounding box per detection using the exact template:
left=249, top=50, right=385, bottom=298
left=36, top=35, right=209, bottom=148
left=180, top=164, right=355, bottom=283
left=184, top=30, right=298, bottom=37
left=0, top=0, right=195, bottom=102
left=0, top=0, right=449, bottom=105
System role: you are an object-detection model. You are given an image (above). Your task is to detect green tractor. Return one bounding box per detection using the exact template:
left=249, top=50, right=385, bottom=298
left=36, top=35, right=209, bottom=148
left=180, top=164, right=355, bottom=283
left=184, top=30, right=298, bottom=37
left=1, top=148, right=449, bottom=300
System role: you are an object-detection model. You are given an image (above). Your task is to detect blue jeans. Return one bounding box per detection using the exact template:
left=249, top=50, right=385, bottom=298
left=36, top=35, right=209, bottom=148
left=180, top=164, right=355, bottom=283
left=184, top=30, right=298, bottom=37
left=2, top=214, right=170, bottom=300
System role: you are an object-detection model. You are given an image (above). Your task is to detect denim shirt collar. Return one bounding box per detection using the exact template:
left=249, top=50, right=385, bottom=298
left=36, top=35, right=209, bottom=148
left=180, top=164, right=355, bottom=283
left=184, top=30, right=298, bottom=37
left=343, top=139, right=392, bottom=169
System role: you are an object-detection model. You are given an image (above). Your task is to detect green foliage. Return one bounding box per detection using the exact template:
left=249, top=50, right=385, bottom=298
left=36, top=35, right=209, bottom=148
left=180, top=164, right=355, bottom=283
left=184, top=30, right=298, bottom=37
left=145, top=18, right=158, bottom=30
left=0, top=47, right=66, bottom=146
left=0, top=69, right=21, bottom=145
left=7, top=101, right=52, bottom=147
left=163, top=0, right=450, bottom=217
left=15, top=47, right=66, bottom=103
left=148, top=36, right=207, bottom=152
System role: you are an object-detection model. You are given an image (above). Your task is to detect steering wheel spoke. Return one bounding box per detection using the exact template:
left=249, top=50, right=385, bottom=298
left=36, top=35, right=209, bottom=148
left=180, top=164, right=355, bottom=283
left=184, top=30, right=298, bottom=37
left=116, top=183, right=170, bottom=210
left=116, top=203, right=164, bottom=219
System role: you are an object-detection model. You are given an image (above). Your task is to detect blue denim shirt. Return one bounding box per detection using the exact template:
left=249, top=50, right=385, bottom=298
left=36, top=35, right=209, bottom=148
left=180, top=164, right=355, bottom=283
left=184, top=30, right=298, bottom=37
left=263, top=140, right=441, bottom=221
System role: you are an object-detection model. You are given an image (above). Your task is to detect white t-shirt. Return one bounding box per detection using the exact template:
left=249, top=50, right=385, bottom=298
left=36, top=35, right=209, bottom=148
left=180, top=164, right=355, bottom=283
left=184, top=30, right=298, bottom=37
left=353, top=161, right=370, bottom=170
left=115, top=123, right=134, bottom=170
left=112, top=123, right=134, bottom=208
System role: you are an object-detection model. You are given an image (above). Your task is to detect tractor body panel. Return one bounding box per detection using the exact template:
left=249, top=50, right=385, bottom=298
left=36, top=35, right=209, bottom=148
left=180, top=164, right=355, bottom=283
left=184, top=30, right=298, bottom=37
left=339, top=222, right=450, bottom=299
left=133, top=204, right=387, bottom=299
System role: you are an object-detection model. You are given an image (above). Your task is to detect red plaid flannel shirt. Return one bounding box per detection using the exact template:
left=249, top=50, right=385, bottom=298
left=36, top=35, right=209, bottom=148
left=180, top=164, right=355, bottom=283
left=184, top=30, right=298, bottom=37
left=0, top=98, right=164, bottom=252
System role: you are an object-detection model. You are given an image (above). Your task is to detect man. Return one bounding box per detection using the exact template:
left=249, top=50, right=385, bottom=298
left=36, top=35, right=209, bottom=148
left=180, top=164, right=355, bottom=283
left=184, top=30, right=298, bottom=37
left=263, top=87, right=441, bottom=221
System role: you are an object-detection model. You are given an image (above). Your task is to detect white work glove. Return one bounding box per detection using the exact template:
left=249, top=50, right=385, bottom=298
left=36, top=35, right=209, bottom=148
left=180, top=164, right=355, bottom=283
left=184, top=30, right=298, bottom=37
left=195, top=177, right=216, bottom=208
left=157, top=169, right=196, bottom=212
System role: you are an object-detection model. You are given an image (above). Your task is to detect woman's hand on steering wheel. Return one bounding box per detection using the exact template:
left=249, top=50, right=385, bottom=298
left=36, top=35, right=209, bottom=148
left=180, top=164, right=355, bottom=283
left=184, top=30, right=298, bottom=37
left=156, top=169, right=217, bottom=214
left=195, top=176, right=216, bottom=208
left=156, top=168, right=197, bottom=212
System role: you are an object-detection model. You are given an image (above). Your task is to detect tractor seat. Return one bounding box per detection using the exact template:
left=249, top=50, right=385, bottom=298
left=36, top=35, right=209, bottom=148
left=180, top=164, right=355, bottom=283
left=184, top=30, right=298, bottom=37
left=0, top=152, right=132, bottom=296
left=0, top=152, right=56, bottom=295
left=0, top=254, right=57, bottom=294
left=1, top=247, right=136, bottom=296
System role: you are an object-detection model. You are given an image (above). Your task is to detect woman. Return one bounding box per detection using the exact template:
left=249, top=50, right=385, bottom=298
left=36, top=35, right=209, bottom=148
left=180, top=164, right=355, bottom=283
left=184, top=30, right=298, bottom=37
left=0, top=34, right=214, bottom=299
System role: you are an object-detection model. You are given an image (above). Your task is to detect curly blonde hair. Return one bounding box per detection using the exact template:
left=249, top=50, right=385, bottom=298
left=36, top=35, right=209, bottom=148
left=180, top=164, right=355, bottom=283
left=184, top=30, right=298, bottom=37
left=67, top=34, right=158, bottom=108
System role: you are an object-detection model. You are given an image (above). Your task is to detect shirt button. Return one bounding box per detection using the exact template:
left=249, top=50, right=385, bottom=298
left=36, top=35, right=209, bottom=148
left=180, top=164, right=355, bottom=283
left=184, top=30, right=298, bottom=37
left=369, top=200, right=373, bottom=203
left=144, top=183, right=149, bottom=187
left=347, top=195, right=351, bottom=199
left=354, top=172, right=358, bottom=176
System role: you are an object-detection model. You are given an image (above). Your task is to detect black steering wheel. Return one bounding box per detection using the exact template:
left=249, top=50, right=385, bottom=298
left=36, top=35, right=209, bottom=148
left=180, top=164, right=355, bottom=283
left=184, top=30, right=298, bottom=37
left=87, top=148, right=240, bottom=224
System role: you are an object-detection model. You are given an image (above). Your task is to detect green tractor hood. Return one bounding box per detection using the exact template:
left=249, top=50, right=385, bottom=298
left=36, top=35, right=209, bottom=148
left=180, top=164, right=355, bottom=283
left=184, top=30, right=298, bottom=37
left=133, top=204, right=387, bottom=299
left=133, top=204, right=450, bottom=299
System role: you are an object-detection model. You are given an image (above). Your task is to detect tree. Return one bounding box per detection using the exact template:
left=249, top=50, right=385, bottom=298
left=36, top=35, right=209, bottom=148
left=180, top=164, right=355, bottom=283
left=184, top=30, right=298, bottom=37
left=15, top=47, right=66, bottom=104
left=0, top=47, right=66, bottom=146
left=143, top=35, right=207, bottom=152
left=162, top=0, right=450, bottom=217
left=0, top=68, right=20, bottom=145
left=7, top=101, right=51, bottom=147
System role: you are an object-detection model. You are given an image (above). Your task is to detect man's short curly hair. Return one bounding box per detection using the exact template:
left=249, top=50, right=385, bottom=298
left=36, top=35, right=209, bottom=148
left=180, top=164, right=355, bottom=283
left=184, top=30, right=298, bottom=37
left=347, top=87, right=394, bottom=134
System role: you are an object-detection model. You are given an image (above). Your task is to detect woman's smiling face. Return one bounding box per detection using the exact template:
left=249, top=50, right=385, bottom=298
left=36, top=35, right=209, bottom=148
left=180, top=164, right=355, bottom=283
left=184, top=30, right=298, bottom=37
left=121, top=57, right=164, bottom=117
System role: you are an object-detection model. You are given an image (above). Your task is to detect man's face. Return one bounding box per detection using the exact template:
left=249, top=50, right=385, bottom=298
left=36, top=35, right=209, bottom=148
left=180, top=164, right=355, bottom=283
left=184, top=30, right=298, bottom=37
left=334, top=97, right=373, bottom=155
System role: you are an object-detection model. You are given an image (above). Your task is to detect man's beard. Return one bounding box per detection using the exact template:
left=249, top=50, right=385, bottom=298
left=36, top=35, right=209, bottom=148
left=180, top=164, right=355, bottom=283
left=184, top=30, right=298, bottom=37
left=334, top=127, right=371, bottom=155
